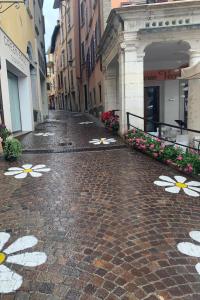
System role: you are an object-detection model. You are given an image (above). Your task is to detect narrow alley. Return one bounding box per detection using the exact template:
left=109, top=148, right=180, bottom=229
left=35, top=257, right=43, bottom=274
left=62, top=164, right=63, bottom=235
left=0, top=112, right=199, bottom=300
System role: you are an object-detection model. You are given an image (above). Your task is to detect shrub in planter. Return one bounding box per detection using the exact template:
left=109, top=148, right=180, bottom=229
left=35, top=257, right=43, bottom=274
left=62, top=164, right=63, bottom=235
left=3, top=137, right=22, bottom=161
left=0, top=124, right=11, bottom=146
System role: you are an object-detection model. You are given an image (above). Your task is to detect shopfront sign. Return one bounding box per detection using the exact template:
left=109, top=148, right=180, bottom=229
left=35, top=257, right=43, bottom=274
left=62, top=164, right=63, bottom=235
left=0, top=28, right=28, bottom=74
left=144, top=69, right=181, bottom=81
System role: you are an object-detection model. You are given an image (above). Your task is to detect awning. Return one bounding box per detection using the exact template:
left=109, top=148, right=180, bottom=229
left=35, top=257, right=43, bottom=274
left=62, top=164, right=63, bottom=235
left=181, top=62, right=200, bottom=79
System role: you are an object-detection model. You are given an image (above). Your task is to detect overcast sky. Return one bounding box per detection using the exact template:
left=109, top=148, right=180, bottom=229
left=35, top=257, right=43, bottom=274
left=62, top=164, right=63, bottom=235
left=44, top=0, right=59, bottom=52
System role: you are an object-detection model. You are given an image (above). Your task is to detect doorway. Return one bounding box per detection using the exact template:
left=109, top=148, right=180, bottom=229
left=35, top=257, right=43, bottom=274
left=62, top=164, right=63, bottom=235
left=8, top=72, right=22, bottom=132
left=144, top=86, right=160, bottom=132
left=84, top=85, right=88, bottom=111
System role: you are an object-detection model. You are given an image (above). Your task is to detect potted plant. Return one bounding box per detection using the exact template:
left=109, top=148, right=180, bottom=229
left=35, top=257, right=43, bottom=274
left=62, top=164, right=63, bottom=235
left=0, top=124, right=11, bottom=148
left=101, top=111, right=120, bottom=134
left=3, top=137, right=22, bottom=161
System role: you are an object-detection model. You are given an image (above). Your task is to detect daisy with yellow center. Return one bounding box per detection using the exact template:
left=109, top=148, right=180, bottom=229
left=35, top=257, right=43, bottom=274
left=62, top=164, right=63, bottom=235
left=89, top=138, right=116, bottom=145
left=4, top=164, right=51, bottom=179
left=154, top=175, right=200, bottom=197
left=0, top=233, right=47, bottom=294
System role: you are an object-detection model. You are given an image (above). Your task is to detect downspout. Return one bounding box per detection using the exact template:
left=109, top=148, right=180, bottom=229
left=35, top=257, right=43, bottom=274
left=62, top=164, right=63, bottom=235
left=77, top=0, right=82, bottom=111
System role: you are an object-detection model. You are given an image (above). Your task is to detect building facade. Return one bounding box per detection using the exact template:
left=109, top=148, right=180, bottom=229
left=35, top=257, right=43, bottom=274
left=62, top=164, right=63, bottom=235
left=0, top=0, right=48, bottom=133
left=53, top=0, right=81, bottom=112
left=99, top=0, right=200, bottom=135
left=52, top=0, right=129, bottom=114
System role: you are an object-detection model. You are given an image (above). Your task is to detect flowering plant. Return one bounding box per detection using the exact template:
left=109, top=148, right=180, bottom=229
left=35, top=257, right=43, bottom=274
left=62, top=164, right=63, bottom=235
left=126, top=128, right=200, bottom=176
left=0, top=124, right=11, bottom=143
left=101, top=111, right=119, bottom=132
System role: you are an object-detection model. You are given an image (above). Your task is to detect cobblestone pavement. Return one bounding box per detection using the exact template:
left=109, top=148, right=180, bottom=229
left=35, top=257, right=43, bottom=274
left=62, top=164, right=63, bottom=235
left=19, top=111, right=125, bottom=153
left=0, top=111, right=200, bottom=299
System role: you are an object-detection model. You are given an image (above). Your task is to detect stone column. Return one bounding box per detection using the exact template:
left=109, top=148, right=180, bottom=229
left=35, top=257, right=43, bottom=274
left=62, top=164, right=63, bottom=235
left=104, top=63, right=118, bottom=112
left=188, top=49, right=200, bottom=131
left=118, top=42, right=144, bottom=134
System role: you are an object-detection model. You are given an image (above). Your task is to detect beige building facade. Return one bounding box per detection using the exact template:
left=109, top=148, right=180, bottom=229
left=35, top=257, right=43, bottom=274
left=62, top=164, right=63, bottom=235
left=0, top=0, right=48, bottom=133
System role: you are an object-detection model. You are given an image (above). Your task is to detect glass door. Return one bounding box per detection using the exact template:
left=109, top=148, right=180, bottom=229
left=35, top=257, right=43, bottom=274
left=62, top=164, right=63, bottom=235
left=8, top=72, right=22, bottom=132
left=144, top=86, right=160, bottom=132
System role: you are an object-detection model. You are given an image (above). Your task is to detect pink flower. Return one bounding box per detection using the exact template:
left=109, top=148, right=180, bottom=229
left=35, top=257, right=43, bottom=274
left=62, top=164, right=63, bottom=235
left=156, top=138, right=161, bottom=143
left=187, top=164, right=193, bottom=173
left=153, top=153, right=159, bottom=158
left=135, top=138, right=141, bottom=144
left=177, top=155, right=183, bottom=161
left=166, top=159, right=171, bottom=164
left=150, top=144, right=155, bottom=150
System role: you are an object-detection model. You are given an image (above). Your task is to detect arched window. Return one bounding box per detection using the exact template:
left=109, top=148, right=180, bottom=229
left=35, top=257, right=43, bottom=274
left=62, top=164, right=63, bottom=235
left=27, top=42, right=33, bottom=61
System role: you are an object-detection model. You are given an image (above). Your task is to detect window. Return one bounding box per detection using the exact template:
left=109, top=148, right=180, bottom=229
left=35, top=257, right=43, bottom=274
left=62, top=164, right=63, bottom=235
left=67, top=6, right=71, bottom=29
left=68, top=40, right=72, bottom=61
left=81, top=42, right=85, bottom=64
left=93, top=88, right=96, bottom=105
left=99, top=84, right=102, bottom=103
left=80, top=1, right=85, bottom=25
left=70, top=70, right=74, bottom=88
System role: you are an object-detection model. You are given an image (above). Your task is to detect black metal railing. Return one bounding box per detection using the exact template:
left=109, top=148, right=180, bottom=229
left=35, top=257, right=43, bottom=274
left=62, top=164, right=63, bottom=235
left=127, top=112, right=200, bottom=152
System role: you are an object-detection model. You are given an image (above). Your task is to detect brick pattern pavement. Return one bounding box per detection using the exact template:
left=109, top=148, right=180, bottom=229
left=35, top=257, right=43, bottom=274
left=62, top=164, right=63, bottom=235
left=19, top=111, right=125, bottom=153
left=0, top=111, right=200, bottom=299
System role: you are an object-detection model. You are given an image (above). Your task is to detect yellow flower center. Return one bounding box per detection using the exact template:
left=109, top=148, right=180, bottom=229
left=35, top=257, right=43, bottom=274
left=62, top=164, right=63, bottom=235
left=100, top=138, right=105, bottom=143
left=0, top=252, right=6, bottom=265
left=23, top=169, right=32, bottom=173
left=176, top=182, right=188, bottom=189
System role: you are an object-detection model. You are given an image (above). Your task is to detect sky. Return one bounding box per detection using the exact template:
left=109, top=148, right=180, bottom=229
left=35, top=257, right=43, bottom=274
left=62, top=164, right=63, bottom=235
left=43, top=0, right=59, bottom=52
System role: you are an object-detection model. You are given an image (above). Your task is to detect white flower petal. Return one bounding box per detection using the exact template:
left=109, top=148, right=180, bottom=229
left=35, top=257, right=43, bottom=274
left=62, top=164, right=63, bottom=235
left=37, top=168, right=51, bottom=173
left=174, top=176, right=187, bottom=183
left=165, top=186, right=180, bottom=194
left=34, top=133, right=43, bottom=136
left=4, top=236, right=38, bottom=255
left=22, top=164, right=32, bottom=170
left=107, top=139, right=116, bottom=143
left=7, top=167, right=23, bottom=171
left=32, top=165, right=46, bottom=170
left=189, top=231, right=200, bottom=243
left=154, top=181, right=174, bottom=187
left=183, top=188, right=199, bottom=197
left=15, top=172, right=27, bottom=179
left=29, top=172, right=43, bottom=178
left=177, top=242, right=200, bottom=257
left=159, top=176, right=176, bottom=183
left=188, top=186, right=200, bottom=193
left=6, top=252, right=47, bottom=267
left=0, top=232, right=10, bottom=251
left=195, top=263, right=200, bottom=275
left=0, top=265, right=22, bottom=294
left=4, top=171, right=22, bottom=176
left=102, top=141, right=110, bottom=144
left=187, top=181, right=200, bottom=187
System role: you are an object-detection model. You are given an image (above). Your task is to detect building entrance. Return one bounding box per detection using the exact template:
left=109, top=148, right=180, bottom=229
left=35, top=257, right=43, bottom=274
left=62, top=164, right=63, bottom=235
left=8, top=72, right=22, bottom=132
left=144, top=86, right=160, bottom=132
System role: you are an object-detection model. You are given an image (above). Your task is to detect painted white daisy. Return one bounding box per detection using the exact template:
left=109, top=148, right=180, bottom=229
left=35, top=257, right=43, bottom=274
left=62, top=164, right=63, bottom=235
left=79, top=121, right=94, bottom=125
left=4, top=164, right=51, bottom=179
left=0, top=233, right=47, bottom=293
left=154, top=175, right=200, bottom=197
left=89, top=138, right=116, bottom=145
left=34, top=132, right=55, bottom=137
left=177, top=231, right=200, bottom=275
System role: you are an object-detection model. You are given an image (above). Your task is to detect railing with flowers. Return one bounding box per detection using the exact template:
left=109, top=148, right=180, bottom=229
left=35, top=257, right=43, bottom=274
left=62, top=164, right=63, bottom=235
left=126, top=112, right=200, bottom=176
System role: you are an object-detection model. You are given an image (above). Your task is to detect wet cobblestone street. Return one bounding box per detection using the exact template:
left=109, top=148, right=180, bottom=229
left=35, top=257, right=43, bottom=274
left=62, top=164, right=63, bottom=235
left=0, top=111, right=200, bottom=299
